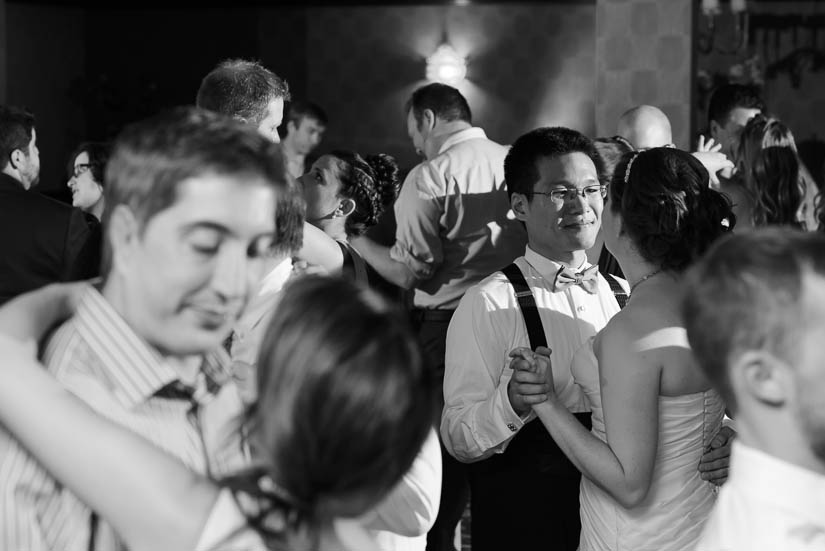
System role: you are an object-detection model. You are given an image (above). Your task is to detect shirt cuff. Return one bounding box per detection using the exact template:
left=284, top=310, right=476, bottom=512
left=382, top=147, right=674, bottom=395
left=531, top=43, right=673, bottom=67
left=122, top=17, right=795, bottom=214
left=496, top=379, right=534, bottom=436
left=389, top=243, right=435, bottom=280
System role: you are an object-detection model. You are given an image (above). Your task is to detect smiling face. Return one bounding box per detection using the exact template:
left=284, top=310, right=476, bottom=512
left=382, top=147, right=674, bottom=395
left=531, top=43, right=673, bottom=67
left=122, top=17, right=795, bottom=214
left=513, top=152, right=602, bottom=263
left=111, top=174, right=276, bottom=356
left=67, top=151, right=103, bottom=212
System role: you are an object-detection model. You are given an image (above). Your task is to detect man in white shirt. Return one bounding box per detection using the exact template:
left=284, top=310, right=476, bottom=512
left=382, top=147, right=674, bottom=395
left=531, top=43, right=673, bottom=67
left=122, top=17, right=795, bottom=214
left=351, top=83, right=526, bottom=551
left=442, top=127, right=618, bottom=551
left=684, top=229, right=825, bottom=551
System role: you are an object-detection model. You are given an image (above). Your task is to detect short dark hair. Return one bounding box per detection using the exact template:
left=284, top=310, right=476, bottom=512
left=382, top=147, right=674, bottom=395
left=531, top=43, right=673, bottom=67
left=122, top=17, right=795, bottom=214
left=610, top=148, right=734, bottom=272
left=102, top=107, right=288, bottom=276
left=196, top=59, right=290, bottom=125
left=67, top=142, right=111, bottom=186
left=285, top=100, right=328, bottom=130
left=504, top=127, right=603, bottom=201
left=405, top=83, right=471, bottom=127
left=707, top=84, right=766, bottom=127
left=330, top=151, right=400, bottom=237
left=0, top=106, right=35, bottom=171
left=683, top=229, right=825, bottom=412
left=238, top=275, right=435, bottom=524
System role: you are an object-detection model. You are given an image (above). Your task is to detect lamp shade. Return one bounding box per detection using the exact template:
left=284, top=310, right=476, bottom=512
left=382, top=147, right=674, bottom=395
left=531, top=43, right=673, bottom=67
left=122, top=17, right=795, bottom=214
left=426, top=44, right=467, bottom=85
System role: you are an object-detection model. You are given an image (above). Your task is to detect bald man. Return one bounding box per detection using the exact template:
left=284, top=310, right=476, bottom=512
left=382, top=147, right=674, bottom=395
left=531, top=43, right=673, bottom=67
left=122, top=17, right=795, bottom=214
left=617, top=105, right=673, bottom=150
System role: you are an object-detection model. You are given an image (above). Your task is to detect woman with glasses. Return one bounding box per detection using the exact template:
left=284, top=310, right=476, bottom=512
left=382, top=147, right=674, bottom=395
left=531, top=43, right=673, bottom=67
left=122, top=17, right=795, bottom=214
left=514, top=148, right=735, bottom=550
left=0, top=276, right=435, bottom=551
left=66, top=142, right=110, bottom=221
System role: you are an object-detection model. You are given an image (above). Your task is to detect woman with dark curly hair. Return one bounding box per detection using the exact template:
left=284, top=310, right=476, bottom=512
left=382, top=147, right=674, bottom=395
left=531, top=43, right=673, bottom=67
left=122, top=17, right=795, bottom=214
left=297, top=152, right=400, bottom=286
left=515, top=147, right=735, bottom=550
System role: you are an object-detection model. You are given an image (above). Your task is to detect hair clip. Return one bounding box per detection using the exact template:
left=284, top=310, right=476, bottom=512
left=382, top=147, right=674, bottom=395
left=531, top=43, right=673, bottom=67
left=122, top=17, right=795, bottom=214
left=612, top=135, right=635, bottom=151
left=624, top=151, right=642, bottom=184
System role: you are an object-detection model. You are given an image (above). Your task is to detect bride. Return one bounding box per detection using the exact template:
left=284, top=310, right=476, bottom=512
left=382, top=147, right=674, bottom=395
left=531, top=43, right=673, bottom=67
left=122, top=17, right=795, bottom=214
left=516, top=147, right=735, bottom=550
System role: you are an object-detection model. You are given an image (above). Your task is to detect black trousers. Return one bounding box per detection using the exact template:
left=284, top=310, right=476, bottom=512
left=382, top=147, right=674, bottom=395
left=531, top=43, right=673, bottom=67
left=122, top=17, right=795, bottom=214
left=412, top=310, right=470, bottom=551
left=467, top=413, right=592, bottom=551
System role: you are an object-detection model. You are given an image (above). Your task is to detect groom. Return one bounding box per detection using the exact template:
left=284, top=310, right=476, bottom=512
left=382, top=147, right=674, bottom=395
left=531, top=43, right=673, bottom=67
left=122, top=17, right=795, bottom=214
left=441, top=127, right=732, bottom=551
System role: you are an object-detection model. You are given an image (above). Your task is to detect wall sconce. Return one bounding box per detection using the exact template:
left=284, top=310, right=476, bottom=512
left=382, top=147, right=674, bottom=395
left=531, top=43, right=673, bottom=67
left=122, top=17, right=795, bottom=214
left=426, top=44, right=467, bottom=85
left=699, top=0, right=749, bottom=55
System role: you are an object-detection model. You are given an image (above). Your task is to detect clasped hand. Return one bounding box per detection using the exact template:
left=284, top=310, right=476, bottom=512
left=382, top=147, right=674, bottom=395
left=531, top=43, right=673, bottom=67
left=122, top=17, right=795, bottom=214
left=506, top=346, right=555, bottom=416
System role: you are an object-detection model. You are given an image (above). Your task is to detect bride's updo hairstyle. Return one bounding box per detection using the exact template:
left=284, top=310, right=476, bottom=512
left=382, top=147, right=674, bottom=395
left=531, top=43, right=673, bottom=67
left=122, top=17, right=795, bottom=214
left=610, top=147, right=735, bottom=272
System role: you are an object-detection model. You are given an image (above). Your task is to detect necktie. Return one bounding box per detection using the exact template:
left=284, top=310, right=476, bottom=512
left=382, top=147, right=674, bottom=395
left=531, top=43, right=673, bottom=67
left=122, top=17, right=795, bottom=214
left=552, top=264, right=599, bottom=294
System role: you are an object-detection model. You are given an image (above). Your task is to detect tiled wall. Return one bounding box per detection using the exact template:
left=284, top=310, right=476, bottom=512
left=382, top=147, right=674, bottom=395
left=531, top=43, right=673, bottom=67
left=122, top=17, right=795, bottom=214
left=595, top=0, right=694, bottom=148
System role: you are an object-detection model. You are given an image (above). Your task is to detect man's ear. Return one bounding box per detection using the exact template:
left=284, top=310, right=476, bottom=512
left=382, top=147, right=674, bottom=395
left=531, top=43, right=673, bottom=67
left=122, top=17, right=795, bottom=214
left=8, top=148, right=24, bottom=170
left=510, top=192, right=530, bottom=222
left=287, top=120, right=298, bottom=135
left=422, top=109, right=437, bottom=132
left=734, top=350, right=790, bottom=408
left=107, top=204, right=140, bottom=275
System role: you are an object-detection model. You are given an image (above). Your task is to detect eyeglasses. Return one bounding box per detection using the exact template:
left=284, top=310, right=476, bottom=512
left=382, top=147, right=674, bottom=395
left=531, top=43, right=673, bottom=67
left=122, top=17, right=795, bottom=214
left=72, top=163, right=92, bottom=178
left=532, top=184, right=607, bottom=205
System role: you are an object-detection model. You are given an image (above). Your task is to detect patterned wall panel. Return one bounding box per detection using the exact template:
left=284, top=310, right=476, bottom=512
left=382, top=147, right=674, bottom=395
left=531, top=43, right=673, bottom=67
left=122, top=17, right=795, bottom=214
left=595, top=0, right=694, bottom=149
left=298, top=4, right=596, bottom=172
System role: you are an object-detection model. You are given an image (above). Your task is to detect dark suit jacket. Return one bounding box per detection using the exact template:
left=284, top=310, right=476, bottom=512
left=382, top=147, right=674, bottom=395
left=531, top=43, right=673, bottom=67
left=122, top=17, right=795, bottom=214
left=0, top=173, right=101, bottom=304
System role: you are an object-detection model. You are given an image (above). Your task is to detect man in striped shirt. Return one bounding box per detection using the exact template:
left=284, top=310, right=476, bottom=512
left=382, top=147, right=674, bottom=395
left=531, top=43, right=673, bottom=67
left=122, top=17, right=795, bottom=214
left=0, top=107, right=288, bottom=550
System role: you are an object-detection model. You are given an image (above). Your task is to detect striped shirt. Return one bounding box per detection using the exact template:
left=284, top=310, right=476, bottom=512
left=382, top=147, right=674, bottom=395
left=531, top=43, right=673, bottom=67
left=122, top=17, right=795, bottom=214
left=0, top=284, right=248, bottom=551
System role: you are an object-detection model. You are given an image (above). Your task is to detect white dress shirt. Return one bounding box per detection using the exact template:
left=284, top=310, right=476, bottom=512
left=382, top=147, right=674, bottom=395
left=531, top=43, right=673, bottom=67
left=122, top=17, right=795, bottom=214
left=441, top=247, right=621, bottom=462
left=366, top=428, right=442, bottom=551
left=389, top=127, right=526, bottom=309
left=696, top=441, right=825, bottom=551
left=229, top=257, right=293, bottom=403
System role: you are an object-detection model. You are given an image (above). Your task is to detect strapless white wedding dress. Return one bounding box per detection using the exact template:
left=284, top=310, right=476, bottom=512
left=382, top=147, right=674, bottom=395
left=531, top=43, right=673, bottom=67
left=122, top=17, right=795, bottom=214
left=571, top=328, right=725, bottom=551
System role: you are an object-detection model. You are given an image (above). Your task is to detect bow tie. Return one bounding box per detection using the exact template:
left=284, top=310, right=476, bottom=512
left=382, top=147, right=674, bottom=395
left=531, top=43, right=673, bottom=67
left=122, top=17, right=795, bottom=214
left=552, top=264, right=599, bottom=294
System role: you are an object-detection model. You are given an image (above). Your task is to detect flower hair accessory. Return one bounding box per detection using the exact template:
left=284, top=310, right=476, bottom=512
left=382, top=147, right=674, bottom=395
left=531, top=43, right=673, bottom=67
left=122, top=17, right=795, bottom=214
left=624, top=151, right=642, bottom=184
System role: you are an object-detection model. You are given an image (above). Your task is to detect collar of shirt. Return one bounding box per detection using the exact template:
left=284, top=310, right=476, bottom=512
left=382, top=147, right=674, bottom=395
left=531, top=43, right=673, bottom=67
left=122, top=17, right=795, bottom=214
left=522, top=245, right=590, bottom=286
left=437, top=127, right=488, bottom=156
left=72, top=284, right=232, bottom=410
left=730, top=440, right=825, bottom=526
left=257, top=257, right=294, bottom=297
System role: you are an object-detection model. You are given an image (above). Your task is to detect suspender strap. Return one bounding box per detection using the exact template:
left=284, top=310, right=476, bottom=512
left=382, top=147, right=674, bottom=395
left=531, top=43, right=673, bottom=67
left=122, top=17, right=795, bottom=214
left=501, top=263, right=548, bottom=349
left=606, top=274, right=628, bottom=309
left=88, top=512, right=98, bottom=551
